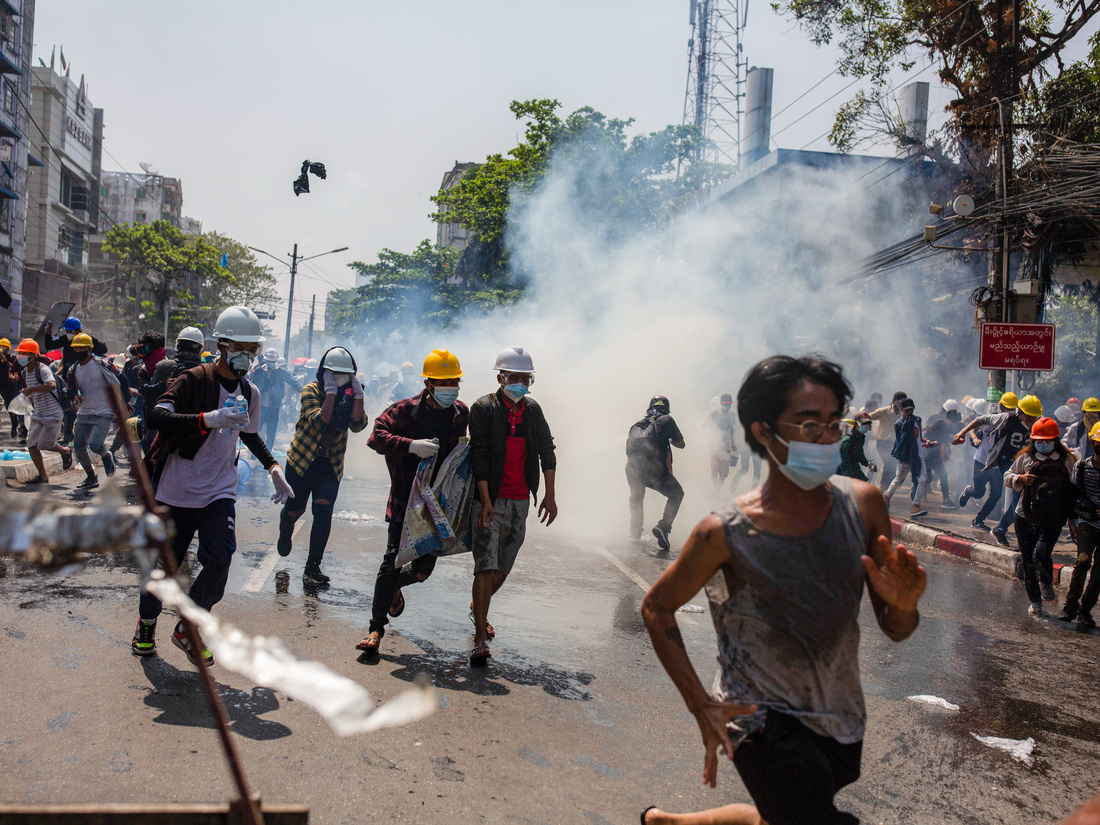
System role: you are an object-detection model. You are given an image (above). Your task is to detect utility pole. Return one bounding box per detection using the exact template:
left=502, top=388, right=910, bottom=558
left=284, top=243, right=298, bottom=361
left=306, top=294, right=315, bottom=359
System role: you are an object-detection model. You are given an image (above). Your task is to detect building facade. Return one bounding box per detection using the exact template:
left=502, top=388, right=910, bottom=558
left=98, top=170, right=182, bottom=229
left=24, top=61, right=102, bottom=337
left=435, top=161, right=476, bottom=253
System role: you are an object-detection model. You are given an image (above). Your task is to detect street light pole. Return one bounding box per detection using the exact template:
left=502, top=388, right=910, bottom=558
left=284, top=243, right=298, bottom=361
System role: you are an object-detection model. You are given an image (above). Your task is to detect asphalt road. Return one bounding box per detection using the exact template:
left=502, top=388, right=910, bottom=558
left=2, top=461, right=1099, bottom=825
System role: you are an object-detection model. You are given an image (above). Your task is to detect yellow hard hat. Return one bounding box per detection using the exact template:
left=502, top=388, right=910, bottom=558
left=421, top=349, right=462, bottom=380
left=1083, top=397, right=1100, bottom=413
left=1090, top=422, right=1100, bottom=442
left=0, top=338, right=10, bottom=349
left=1018, top=394, right=1043, bottom=417
left=71, top=332, right=93, bottom=348
left=999, top=391, right=1019, bottom=410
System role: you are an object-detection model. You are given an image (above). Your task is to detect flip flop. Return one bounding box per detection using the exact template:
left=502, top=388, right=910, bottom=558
left=355, top=633, right=381, bottom=655
left=388, top=589, right=405, bottom=618
left=470, top=642, right=491, bottom=666
left=640, top=807, right=657, bottom=825
left=468, top=607, right=495, bottom=639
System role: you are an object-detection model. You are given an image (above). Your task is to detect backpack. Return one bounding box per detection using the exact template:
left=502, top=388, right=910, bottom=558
left=1022, top=457, right=1076, bottom=530
left=1075, top=461, right=1100, bottom=522
left=626, top=413, right=662, bottom=462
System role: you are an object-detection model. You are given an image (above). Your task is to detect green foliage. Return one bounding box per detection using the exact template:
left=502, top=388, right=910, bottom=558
left=201, top=232, right=279, bottom=310
left=1034, top=290, right=1099, bottom=401
left=1029, top=31, right=1100, bottom=150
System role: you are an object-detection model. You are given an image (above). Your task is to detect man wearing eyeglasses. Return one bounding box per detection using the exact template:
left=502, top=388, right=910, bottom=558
left=467, top=346, right=557, bottom=665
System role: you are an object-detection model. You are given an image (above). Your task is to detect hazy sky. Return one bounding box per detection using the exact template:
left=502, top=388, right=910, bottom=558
left=31, top=2, right=1098, bottom=334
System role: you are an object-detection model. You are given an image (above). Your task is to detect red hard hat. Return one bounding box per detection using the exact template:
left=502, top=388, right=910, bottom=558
left=1030, top=417, right=1060, bottom=440
left=15, top=338, right=39, bottom=355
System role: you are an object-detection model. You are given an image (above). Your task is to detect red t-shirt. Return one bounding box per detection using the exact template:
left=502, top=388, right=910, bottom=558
left=498, top=400, right=529, bottom=500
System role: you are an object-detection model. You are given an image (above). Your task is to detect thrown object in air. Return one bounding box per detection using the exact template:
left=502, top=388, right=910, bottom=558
left=293, top=159, right=328, bottom=196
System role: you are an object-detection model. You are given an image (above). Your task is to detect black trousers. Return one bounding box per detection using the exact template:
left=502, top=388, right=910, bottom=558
left=139, top=499, right=236, bottom=621
left=1066, top=521, right=1100, bottom=613
left=626, top=461, right=684, bottom=539
left=369, top=519, right=437, bottom=635
left=1014, top=517, right=1060, bottom=604
left=282, top=457, right=341, bottom=566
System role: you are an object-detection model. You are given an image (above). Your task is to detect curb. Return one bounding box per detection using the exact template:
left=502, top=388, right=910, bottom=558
left=889, top=517, right=1075, bottom=587
left=0, top=453, right=68, bottom=483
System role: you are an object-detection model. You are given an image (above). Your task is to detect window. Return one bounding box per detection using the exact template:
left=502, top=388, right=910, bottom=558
left=99, top=185, right=109, bottom=199
left=3, top=82, right=14, bottom=116
left=136, top=188, right=147, bottom=200
left=70, top=185, right=88, bottom=212
left=135, top=211, right=146, bottom=224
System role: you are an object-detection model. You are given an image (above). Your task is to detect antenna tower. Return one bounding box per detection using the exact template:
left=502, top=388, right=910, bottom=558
left=682, top=0, right=749, bottom=167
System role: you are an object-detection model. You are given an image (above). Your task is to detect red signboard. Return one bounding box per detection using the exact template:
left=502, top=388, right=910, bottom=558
left=979, top=322, right=1056, bottom=372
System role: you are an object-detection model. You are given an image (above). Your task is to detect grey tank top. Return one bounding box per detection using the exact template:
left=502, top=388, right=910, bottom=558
left=705, top=475, right=868, bottom=744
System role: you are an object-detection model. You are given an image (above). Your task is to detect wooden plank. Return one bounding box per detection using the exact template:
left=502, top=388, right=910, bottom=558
left=0, top=803, right=308, bottom=825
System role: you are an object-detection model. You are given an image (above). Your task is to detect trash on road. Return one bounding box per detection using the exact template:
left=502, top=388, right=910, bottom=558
left=677, top=604, right=707, bottom=614
left=908, top=695, right=960, bottom=711
left=333, top=510, right=380, bottom=522
left=971, top=733, right=1036, bottom=764
left=146, top=572, right=436, bottom=735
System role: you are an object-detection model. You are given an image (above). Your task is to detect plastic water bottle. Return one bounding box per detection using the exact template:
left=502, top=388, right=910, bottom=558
left=219, top=395, right=247, bottom=435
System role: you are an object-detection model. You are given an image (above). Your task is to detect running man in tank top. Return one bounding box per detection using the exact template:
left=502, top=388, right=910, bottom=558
left=640, top=355, right=926, bottom=825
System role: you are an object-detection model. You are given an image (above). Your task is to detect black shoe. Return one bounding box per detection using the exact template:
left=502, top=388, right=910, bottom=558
left=102, top=451, right=115, bottom=477
left=1041, top=581, right=1056, bottom=601
left=303, top=564, right=330, bottom=584
left=1078, top=611, right=1096, bottom=629
left=958, top=487, right=974, bottom=508
left=1058, top=604, right=1078, bottom=622
left=971, top=517, right=986, bottom=529
left=131, top=618, right=157, bottom=656
left=61, top=450, right=73, bottom=471
left=277, top=529, right=293, bottom=557
left=652, top=525, right=670, bottom=552
left=990, top=528, right=1009, bottom=547
left=77, top=474, right=99, bottom=489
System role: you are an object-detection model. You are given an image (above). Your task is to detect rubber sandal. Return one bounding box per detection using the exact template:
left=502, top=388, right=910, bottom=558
left=388, top=589, right=405, bottom=618
left=468, top=608, right=495, bottom=639
left=470, top=642, right=491, bottom=666
left=640, top=807, right=657, bottom=825
left=355, top=632, right=382, bottom=654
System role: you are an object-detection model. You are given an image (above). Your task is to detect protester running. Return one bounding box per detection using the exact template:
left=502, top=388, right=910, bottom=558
left=16, top=338, right=73, bottom=483
left=67, top=332, right=124, bottom=489
left=626, top=395, right=685, bottom=551
left=1061, top=421, right=1100, bottom=629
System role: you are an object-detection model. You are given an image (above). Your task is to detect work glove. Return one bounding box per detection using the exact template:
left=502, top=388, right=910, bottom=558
left=409, top=438, right=439, bottom=458
left=269, top=465, right=294, bottom=505
left=323, top=371, right=338, bottom=396
left=202, top=405, right=248, bottom=431
left=350, top=375, right=364, bottom=399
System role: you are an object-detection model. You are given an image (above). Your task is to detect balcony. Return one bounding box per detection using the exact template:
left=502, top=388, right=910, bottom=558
left=0, top=40, right=20, bottom=76
left=0, top=1, right=20, bottom=16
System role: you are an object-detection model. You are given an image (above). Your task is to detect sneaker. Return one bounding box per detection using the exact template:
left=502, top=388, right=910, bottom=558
left=303, top=564, right=330, bottom=584
left=1028, top=602, right=1043, bottom=617
left=102, top=451, right=115, bottom=477
left=958, top=487, right=974, bottom=508
left=1057, top=604, right=1078, bottom=622
left=1041, top=581, right=1056, bottom=602
left=131, top=619, right=157, bottom=657
left=1078, top=611, right=1096, bottom=629
left=61, top=449, right=73, bottom=471
left=277, top=529, right=293, bottom=557
left=77, top=474, right=99, bottom=489
left=652, top=525, right=670, bottom=552
left=990, top=528, right=1009, bottom=547
left=971, top=517, right=987, bottom=529
left=171, top=625, right=213, bottom=667
left=909, top=506, right=927, bottom=518
left=941, top=501, right=959, bottom=510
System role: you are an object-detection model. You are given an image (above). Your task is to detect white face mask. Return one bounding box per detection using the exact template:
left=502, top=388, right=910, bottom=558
left=16, top=355, right=29, bottom=366
left=766, top=434, right=841, bottom=490
left=334, top=372, right=351, bottom=387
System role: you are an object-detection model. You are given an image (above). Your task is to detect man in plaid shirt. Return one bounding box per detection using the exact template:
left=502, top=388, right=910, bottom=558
left=356, top=349, right=469, bottom=655
left=277, top=347, right=368, bottom=584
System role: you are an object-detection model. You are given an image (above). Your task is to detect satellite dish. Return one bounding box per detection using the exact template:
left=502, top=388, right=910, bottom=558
left=953, top=195, right=975, bottom=217
left=138, top=162, right=159, bottom=176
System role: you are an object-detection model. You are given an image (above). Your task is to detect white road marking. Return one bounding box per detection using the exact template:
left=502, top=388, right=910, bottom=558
left=592, top=545, right=698, bottom=625
left=243, top=519, right=305, bottom=593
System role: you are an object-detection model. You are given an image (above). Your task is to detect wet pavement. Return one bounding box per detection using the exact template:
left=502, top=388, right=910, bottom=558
left=1, top=459, right=1099, bottom=824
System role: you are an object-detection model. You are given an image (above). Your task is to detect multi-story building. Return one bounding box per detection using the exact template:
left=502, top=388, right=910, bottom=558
left=98, top=170, right=183, bottom=229
left=180, top=215, right=202, bottom=236
left=24, top=60, right=102, bottom=337
left=0, top=0, right=36, bottom=338
left=435, top=161, right=476, bottom=252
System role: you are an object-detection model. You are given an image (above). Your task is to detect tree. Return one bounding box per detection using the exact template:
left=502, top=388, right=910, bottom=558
left=200, top=231, right=279, bottom=311
left=103, top=220, right=222, bottom=335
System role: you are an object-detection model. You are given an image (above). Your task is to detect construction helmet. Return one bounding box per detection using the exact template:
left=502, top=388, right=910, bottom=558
left=422, top=349, right=462, bottom=380
left=305, top=358, right=319, bottom=370
left=1030, top=417, right=1060, bottom=440
left=212, top=306, right=266, bottom=343
left=942, top=398, right=960, bottom=412
left=16, top=338, right=39, bottom=355
left=970, top=399, right=988, bottom=415
left=201, top=351, right=215, bottom=363
left=1054, top=405, right=1075, bottom=424
left=999, top=391, right=1019, bottom=410
left=61, top=317, right=82, bottom=332
left=650, top=395, right=670, bottom=413
left=1083, top=398, right=1100, bottom=413
left=1068, top=397, right=1082, bottom=408
left=321, top=347, right=355, bottom=374
left=1018, top=395, right=1043, bottom=418
left=401, top=361, right=415, bottom=371
left=176, top=326, right=205, bottom=348
left=1090, top=422, right=1100, bottom=443
left=0, top=338, right=10, bottom=349
left=493, top=346, right=535, bottom=374
left=262, top=347, right=279, bottom=362
left=71, top=332, right=94, bottom=349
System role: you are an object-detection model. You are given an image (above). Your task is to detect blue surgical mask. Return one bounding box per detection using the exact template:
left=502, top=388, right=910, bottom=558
left=433, top=387, right=459, bottom=408
left=1035, top=440, right=1056, bottom=454
left=503, top=383, right=531, bottom=402
left=767, top=434, right=841, bottom=490
left=859, top=424, right=871, bottom=434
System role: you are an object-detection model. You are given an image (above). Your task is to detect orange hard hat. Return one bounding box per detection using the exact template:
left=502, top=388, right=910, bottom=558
left=1030, top=417, right=1060, bottom=441
left=15, top=338, right=39, bottom=355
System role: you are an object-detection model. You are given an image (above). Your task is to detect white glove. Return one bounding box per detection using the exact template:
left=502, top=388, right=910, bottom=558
left=203, top=405, right=248, bottom=431
left=323, top=371, right=338, bottom=395
left=350, top=375, right=364, bottom=399
left=269, top=465, right=294, bottom=505
left=409, top=438, right=439, bottom=458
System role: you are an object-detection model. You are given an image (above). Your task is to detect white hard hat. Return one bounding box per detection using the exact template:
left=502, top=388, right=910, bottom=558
left=176, top=326, right=205, bottom=347
left=321, top=347, right=355, bottom=374
left=1055, top=405, right=1075, bottom=423
left=493, top=345, right=534, bottom=373
left=263, top=347, right=279, bottom=362
left=212, top=306, right=266, bottom=343
left=942, top=398, right=960, bottom=412
left=277, top=357, right=286, bottom=366
left=970, top=399, right=987, bottom=415
left=305, top=358, right=319, bottom=369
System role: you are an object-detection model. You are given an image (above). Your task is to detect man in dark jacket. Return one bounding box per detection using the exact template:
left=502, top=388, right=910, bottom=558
left=626, top=395, right=685, bottom=551
left=467, top=346, right=557, bottom=665
left=838, top=413, right=877, bottom=481
left=251, top=347, right=302, bottom=446
left=883, top=398, right=927, bottom=517
left=356, top=349, right=469, bottom=656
